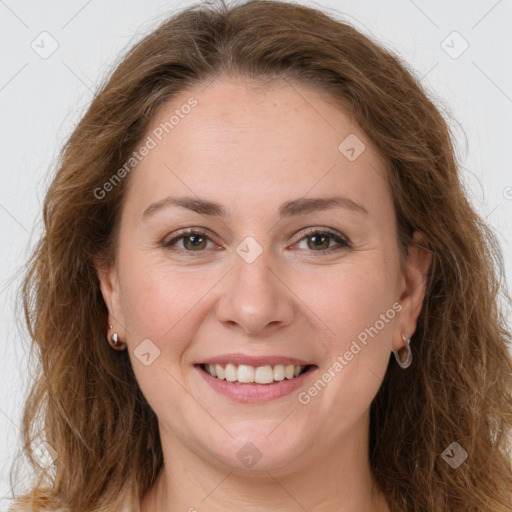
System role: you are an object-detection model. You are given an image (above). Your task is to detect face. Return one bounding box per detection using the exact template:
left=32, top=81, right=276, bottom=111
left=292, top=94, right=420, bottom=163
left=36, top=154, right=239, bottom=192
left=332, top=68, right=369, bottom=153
left=97, top=76, right=428, bottom=476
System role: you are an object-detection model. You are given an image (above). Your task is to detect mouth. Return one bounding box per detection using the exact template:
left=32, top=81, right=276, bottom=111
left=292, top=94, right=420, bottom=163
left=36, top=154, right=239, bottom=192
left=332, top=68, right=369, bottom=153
left=194, top=361, right=318, bottom=403
left=197, top=362, right=315, bottom=385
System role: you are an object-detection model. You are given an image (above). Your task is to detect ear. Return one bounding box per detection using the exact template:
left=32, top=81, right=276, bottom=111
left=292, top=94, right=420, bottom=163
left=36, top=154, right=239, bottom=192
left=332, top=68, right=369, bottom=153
left=93, top=253, right=126, bottom=338
left=393, top=230, right=432, bottom=351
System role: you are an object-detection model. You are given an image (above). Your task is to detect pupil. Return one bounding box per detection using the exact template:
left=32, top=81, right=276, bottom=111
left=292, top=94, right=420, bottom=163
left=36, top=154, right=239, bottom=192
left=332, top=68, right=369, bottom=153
left=187, top=235, right=204, bottom=249
left=310, top=234, right=328, bottom=249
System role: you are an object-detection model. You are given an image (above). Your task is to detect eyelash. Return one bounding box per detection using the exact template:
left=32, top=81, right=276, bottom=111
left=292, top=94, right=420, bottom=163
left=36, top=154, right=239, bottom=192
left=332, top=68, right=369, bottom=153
left=161, top=227, right=351, bottom=257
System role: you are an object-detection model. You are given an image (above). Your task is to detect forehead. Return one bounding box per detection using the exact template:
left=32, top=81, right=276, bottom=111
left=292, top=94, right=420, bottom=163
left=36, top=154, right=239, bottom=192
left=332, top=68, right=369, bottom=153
left=123, top=77, right=390, bottom=220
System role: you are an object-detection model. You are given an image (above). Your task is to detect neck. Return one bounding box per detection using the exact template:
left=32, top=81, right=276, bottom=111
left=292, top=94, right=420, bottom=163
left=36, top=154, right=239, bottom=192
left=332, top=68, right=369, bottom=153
left=140, top=411, right=390, bottom=512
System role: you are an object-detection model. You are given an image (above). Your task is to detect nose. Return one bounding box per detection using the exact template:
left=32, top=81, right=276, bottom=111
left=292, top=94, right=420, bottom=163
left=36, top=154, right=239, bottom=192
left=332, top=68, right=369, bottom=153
left=214, top=248, right=295, bottom=335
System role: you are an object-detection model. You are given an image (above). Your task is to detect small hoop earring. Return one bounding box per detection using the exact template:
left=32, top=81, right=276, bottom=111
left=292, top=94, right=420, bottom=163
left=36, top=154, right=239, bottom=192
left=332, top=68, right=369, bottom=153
left=393, top=334, right=412, bottom=369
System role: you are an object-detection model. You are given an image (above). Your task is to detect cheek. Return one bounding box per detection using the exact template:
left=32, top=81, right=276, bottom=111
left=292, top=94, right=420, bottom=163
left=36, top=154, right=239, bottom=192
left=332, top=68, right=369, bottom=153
left=117, top=255, right=210, bottom=353
left=299, top=261, right=397, bottom=412
left=286, top=259, right=398, bottom=435
left=301, top=265, right=397, bottom=403
left=304, top=261, right=396, bottom=346
left=117, top=257, right=212, bottom=409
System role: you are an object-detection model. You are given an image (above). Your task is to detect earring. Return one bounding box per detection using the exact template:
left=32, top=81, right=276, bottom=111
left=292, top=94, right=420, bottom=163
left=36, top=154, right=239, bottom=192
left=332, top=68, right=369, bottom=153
left=108, top=324, right=122, bottom=348
left=393, top=333, right=412, bottom=369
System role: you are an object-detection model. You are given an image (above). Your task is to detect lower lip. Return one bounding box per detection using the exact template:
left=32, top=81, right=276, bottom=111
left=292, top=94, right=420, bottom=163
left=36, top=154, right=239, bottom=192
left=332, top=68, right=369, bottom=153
left=195, top=365, right=316, bottom=403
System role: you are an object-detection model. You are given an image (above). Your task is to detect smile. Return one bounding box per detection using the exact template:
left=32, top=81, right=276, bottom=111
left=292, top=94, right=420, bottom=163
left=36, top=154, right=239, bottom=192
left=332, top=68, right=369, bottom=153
left=195, top=363, right=317, bottom=403
left=201, top=362, right=310, bottom=384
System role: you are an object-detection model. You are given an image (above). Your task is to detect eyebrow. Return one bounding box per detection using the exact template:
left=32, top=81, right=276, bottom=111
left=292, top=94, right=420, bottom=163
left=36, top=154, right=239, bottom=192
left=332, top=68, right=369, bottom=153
left=141, top=194, right=369, bottom=220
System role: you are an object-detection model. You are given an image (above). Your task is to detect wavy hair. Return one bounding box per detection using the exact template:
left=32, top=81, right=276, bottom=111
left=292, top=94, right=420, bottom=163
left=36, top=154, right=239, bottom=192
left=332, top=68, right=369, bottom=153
left=9, top=0, right=512, bottom=510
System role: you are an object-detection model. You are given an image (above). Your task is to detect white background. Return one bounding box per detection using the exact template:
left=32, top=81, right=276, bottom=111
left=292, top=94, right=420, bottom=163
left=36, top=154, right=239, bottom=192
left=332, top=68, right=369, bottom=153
left=1, top=0, right=511, bottom=506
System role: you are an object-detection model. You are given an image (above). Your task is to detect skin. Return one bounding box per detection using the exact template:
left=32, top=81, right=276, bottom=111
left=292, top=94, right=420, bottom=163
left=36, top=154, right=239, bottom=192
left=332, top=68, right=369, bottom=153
left=96, top=75, right=431, bottom=512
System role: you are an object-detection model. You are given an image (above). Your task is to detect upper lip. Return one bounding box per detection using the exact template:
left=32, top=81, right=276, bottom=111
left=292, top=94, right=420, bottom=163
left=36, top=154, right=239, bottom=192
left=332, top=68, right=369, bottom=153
left=198, top=353, right=315, bottom=367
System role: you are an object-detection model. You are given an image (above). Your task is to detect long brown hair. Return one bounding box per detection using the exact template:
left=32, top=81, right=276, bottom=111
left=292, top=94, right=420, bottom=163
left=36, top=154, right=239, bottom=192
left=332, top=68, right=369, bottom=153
left=9, top=0, right=512, bottom=510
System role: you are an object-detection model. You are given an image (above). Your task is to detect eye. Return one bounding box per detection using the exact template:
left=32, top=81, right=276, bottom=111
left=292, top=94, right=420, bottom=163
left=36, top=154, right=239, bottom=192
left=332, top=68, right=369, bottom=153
left=162, top=228, right=215, bottom=254
left=293, top=227, right=351, bottom=254
left=162, top=227, right=351, bottom=256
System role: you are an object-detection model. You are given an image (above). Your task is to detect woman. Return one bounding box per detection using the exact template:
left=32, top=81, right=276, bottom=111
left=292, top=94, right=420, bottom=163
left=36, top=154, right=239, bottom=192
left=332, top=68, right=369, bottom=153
left=9, top=0, right=512, bottom=510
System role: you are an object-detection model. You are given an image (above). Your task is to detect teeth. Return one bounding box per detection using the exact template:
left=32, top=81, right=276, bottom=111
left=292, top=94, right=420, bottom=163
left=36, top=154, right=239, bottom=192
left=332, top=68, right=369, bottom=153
left=237, top=364, right=255, bottom=383
left=225, top=363, right=237, bottom=382
left=204, top=363, right=306, bottom=384
left=274, top=365, right=285, bottom=381
left=255, top=365, right=274, bottom=384
left=216, top=365, right=225, bottom=380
